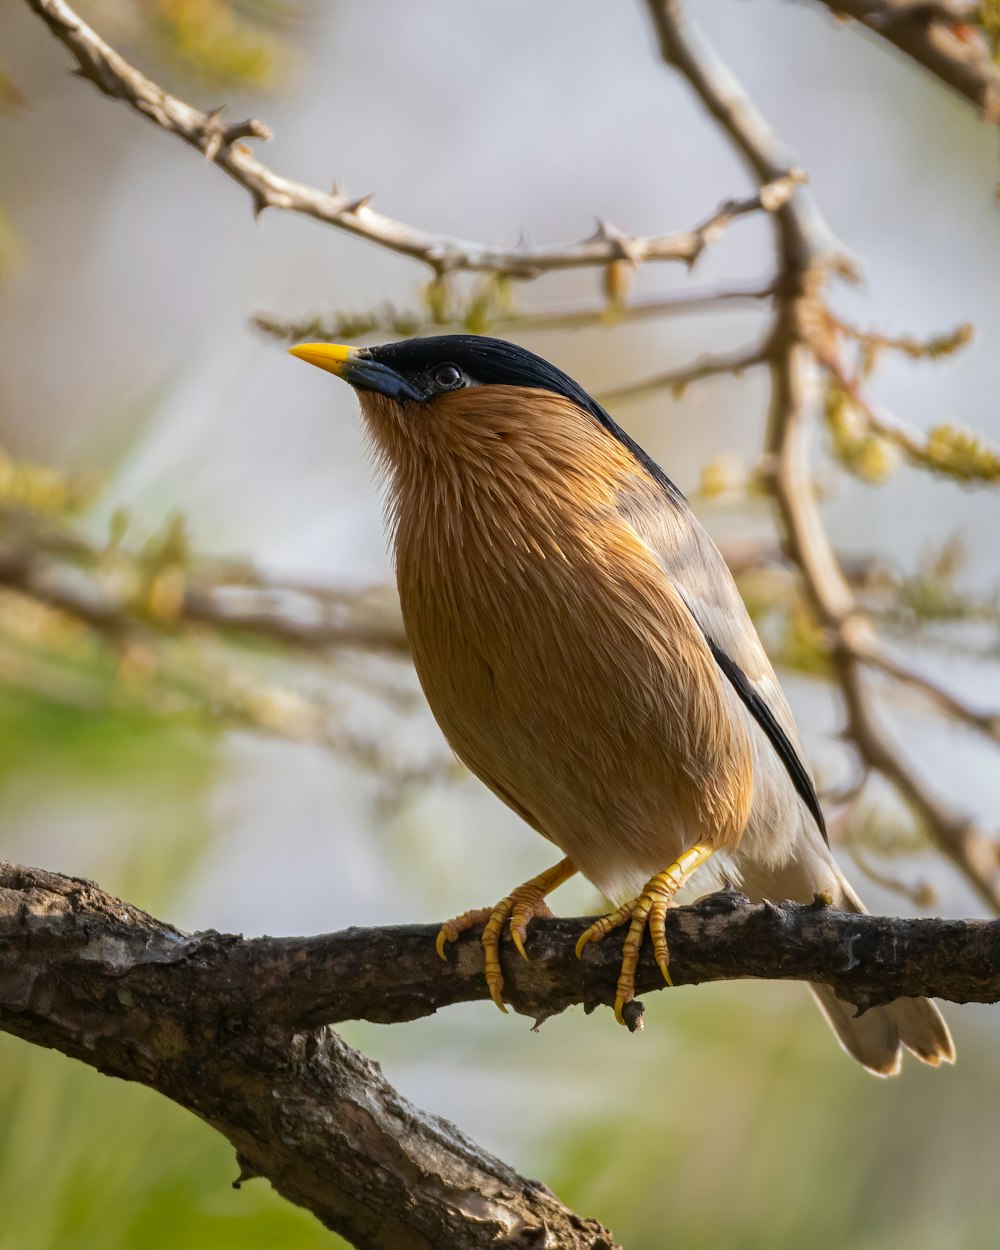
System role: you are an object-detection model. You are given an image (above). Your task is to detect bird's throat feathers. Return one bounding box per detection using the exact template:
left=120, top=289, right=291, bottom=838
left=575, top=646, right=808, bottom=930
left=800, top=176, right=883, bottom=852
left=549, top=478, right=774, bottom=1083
left=358, top=384, right=659, bottom=574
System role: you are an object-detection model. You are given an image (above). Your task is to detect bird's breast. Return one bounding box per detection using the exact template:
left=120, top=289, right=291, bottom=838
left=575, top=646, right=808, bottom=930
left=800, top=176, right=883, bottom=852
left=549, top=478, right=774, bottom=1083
left=391, top=466, right=753, bottom=899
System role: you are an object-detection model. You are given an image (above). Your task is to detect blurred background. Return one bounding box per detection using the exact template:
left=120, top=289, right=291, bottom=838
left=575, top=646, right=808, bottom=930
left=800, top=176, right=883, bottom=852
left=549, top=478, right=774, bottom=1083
left=1, top=1, right=999, bottom=1247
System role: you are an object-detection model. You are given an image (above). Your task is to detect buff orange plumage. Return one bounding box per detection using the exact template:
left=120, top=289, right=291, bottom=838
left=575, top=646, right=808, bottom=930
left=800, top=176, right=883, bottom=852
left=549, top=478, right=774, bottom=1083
left=289, top=334, right=954, bottom=1076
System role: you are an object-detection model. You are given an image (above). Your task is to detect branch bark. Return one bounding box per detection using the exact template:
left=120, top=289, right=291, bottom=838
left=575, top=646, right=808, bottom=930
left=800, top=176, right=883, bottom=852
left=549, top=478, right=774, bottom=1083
left=808, top=0, right=1000, bottom=122
left=22, top=0, right=799, bottom=279
left=4, top=860, right=997, bottom=1243
left=0, top=861, right=618, bottom=1250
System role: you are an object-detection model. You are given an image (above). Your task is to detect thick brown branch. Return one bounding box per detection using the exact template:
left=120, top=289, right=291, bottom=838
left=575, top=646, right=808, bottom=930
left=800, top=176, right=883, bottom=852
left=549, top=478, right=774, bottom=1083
left=18, top=857, right=995, bottom=1244
left=0, top=861, right=618, bottom=1250
left=3, top=858, right=996, bottom=1035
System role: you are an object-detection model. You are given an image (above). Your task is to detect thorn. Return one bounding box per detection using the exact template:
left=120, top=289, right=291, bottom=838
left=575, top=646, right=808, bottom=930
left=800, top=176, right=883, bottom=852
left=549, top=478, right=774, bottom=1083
left=589, top=217, right=643, bottom=268
left=344, top=192, right=374, bottom=214
left=251, top=192, right=268, bottom=221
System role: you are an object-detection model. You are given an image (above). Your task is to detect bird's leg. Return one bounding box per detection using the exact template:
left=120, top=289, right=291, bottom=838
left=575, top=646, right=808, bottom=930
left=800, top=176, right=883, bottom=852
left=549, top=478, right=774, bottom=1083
left=435, top=857, right=577, bottom=1013
left=575, top=844, right=715, bottom=1025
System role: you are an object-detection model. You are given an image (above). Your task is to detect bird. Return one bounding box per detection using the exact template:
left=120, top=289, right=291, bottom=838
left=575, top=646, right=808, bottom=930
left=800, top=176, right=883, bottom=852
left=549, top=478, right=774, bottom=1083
left=288, top=333, right=954, bottom=1076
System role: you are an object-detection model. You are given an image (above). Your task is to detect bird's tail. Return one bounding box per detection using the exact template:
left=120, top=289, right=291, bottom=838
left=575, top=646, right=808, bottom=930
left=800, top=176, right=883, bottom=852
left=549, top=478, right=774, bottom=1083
left=738, top=845, right=954, bottom=1075
left=809, top=875, right=954, bottom=1076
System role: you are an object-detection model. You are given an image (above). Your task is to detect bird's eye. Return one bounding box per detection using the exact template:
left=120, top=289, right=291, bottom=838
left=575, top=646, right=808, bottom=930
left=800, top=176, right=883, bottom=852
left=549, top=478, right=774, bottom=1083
left=432, top=363, right=463, bottom=390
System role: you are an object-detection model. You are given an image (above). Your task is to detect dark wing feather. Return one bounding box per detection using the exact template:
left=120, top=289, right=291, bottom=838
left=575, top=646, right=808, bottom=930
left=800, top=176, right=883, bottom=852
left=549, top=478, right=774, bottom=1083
left=620, top=484, right=828, bottom=844
left=706, top=642, right=827, bottom=841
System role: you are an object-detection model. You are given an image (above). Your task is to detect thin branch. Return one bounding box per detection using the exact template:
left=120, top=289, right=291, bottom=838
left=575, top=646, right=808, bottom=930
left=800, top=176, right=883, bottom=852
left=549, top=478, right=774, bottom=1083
left=24, top=0, right=800, bottom=279
left=808, top=0, right=1000, bottom=122
left=845, top=842, right=937, bottom=908
left=598, top=342, right=769, bottom=404
left=251, top=282, right=776, bottom=344
left=182, top=585, right=409, bottom=656
left=819, top=344, right=1000, bottom=485
left=646, top=0, right=1000, bottom=912
left=857, top=633, right=1000, bottom=742
left=0, top=545, right=410, bottom=656
left=827, top=313, right=974, bottom=360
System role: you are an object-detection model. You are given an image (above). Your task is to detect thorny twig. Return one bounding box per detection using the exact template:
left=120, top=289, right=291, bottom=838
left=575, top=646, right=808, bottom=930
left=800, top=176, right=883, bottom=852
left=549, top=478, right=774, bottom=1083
left=646, top=0, right=1000, bottom=911
left=25, top=0, right=799, bottom=279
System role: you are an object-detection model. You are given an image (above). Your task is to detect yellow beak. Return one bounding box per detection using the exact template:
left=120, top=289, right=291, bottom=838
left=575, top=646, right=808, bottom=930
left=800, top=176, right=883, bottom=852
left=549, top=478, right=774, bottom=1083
left=288, top=341, right=427, bottom=403
left=287, top=342, right=357, bottom=376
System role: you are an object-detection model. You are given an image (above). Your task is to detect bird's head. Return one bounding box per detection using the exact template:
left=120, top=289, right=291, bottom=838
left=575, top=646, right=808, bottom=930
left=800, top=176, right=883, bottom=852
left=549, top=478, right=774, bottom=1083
left=288, top=334, right=681, bottom=507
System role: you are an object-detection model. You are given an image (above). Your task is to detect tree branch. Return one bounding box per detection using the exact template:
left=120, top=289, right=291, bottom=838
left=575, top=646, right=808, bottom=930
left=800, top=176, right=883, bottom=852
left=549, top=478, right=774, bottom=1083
left=250, top=282, right=776, bottom=346
left=646, top=0, right=1000, bottom=914
left=6, top=858, right=994, bottom=1242
left=0, top=540, right=411, bottom=657
left=808, top=0, right=1000, bottom=122
left=0, top=860, right=621, bottom=1250
left=597, top=342, right=770, bottom=404
left=5, top=855, right=998, bottom=1044
left=23, top=0, right=799, bottom=279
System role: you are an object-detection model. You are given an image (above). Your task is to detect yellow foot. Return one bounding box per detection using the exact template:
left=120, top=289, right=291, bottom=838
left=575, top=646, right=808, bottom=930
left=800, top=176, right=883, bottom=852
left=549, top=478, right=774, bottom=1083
left=575, top=845, right=715, bottom=1026
left=436, top=858, right=577, bottom=1014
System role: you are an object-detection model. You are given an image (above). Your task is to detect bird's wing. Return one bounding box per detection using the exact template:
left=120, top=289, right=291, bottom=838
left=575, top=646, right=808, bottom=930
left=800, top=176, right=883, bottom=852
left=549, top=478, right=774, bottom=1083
left=620, top=487, right=827, bottom=842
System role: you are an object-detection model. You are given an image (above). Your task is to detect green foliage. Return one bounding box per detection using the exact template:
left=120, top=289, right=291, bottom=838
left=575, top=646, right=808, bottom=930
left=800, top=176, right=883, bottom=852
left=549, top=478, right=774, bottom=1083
left=823, top=380, right=900, bottom=484
left=0, top=704, right=341, bottom=1250
left=0, top=1038, right=342, bottom=1250
left=980, top=0, right=1000, bottom=61
left=0, top=472, right=335, bottom=753
left=0, top=619, right=347, bottom=1249
left=0, top=448, right=93, bottom=515
left=143, top=0, right=304, bottom=93
left=821, top=316, right=997, bottom=487
left=529, top=982, right=991, bottom=1250
left=912, top=423, right=1000, bottom=483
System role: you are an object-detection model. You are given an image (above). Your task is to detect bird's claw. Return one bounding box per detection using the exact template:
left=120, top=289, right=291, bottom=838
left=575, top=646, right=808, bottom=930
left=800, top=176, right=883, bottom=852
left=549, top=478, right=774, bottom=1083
left=575, top=845, right=714, bottom=1026
left=435, top=859, right=576, bottom=1014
